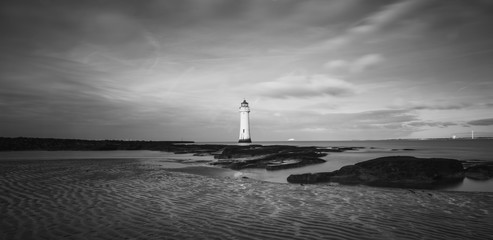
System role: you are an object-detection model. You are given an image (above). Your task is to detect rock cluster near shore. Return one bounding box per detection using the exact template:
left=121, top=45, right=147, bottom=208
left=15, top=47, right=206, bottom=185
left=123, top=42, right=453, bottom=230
left=464, top=163, right=493, bottom=180
left=210, top=145, right=328, bottom=170
left=0, top=137, right=336, bottom=171
left=4, top=137, right=492, bottom=188
left=287, top=156, right=467, bottom=189
left=172, top=144, right=366, bottom=171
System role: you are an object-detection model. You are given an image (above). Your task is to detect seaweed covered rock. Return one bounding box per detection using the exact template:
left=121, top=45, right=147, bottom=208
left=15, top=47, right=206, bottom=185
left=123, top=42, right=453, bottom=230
left=211, top=145, right=327, bottom=170
left=286, top=172, right=334, bottom=184
left=288, top=156, right=465, bottom=189
left=465, top=164, right=493, bottom=180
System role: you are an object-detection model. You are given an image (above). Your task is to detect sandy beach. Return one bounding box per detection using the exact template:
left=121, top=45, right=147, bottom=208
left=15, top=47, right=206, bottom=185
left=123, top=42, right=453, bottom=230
left=1, top=158, right=492, bottom=240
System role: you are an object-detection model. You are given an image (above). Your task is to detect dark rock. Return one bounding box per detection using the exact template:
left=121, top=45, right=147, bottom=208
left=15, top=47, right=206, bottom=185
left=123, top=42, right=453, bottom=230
left=465, top=164, right=493, bottom=180
left=326, top=165, right=366, bottom=184
left=287, top=172, right=334, bottom=184
left=266, top=158, right=325, bottom=171
left=392, top=148, right=416, bottom=151
left=211, top=145, right=327, bottom=170
left=354, top=156, right=464, bottom=186
left=287, top=156, right=465, bottom=189
left=461, top=159, right=484, bottom=169
left=319, top=147, right=363, bottom=152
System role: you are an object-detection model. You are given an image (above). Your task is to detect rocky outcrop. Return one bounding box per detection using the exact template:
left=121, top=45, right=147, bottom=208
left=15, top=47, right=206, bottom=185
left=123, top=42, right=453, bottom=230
left=465, top=164, right=493, bottom=180
left=318, top=147, right=364, bottom=152
left=211, top=145, right=327, bottom=170
left=2, top=137, right=362, bottom=172
left=265, top=159, right=326, bottom=170
left=287, top=156, right=465, bottom=189
left=286, top=172, right=334, bottom=184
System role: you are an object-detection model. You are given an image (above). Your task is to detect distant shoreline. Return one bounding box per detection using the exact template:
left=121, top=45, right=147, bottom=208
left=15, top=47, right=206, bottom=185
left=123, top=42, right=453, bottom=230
left=3, top=136, right=492, bottom=152
left=0, top=137, right=194, bottom=151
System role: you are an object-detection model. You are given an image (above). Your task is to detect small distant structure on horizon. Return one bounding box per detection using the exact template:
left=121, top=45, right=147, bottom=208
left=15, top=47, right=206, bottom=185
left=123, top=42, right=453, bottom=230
left=238, top=99, right=252, bottom=143
left=449, top=130, right=493, bottom=140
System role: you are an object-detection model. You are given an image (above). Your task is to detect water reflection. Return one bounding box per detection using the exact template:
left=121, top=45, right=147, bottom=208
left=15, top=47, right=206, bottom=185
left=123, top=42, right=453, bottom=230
left=440, top=178, right=493, bottom=192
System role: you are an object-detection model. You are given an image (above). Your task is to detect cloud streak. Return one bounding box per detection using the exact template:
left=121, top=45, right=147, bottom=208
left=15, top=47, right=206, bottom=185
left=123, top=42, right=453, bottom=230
left=256, top=74, right=356, bottom=99
left=468, top=118, right=493, bottom=126
left=324, top=54, right=385, bottom=73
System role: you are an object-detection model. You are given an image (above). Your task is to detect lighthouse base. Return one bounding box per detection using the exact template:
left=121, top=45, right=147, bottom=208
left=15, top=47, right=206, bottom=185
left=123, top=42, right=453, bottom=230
left=238, top=139, right=252, bottom=143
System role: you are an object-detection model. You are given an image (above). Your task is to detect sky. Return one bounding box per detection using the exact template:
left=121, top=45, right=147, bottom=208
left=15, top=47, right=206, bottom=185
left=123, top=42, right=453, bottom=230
left=1, top=0, right=493, bottom=141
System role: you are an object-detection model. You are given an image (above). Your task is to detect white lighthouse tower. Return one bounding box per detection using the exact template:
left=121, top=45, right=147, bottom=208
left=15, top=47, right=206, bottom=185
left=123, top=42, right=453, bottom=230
left=238, top=99, right=252, bottom=143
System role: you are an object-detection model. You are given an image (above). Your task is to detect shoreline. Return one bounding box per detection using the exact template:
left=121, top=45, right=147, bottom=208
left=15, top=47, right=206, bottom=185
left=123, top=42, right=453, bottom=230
left=2, top=136, right=493, bottom=192
left=2, top=142, right=493, bottom=191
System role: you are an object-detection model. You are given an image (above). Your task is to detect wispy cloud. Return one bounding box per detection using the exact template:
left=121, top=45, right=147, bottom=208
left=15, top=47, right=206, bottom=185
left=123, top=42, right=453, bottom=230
left=313, top=0, right=431, bottom=50
left=324, top=54, right=385, bottom=73
left=468, top=118, right=493, bottom=126
left=350, top=0, right=429, bottom=34
left=255, top=74, right=356, bottom=99
left=258, top=109, right=418, bottom=131
left=406, top=121, right=458, bottom=128
left=389, top=101, right=473, bottom=111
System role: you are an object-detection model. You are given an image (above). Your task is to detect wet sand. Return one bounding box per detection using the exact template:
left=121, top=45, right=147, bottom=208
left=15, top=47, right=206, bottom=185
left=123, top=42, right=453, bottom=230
left=1, top=158, right=492, bottom=240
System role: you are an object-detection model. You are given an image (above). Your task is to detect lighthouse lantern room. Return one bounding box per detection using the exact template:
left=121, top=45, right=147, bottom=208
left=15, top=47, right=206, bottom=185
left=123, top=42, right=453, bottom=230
left=238, top=99, right=252, bottom=143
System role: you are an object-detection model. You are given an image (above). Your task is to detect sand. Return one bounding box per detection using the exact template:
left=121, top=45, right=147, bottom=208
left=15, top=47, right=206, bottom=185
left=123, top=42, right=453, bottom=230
left=1, top=158, right=492, bottom=240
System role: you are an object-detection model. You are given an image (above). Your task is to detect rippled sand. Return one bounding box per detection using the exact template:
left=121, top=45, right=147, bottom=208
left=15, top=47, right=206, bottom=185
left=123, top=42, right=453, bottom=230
left=1, top=159, right=492, bottom=240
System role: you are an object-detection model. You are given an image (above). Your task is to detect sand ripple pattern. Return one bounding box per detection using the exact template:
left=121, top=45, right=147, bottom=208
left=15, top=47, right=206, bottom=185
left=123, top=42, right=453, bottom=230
left=1, top=158, right=492, bottom=240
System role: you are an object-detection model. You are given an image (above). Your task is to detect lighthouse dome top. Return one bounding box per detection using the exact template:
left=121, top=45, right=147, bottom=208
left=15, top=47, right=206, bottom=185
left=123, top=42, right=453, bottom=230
left=241, top=99, right=249, bottom=106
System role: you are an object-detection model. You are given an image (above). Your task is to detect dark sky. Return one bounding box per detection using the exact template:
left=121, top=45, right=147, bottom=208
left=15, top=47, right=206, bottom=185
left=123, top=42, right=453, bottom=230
left=1, top=0, right=493, bottom=141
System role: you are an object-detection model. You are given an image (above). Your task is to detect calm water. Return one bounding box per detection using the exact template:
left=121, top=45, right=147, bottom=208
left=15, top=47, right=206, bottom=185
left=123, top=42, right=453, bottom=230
left=1, top=139, right=492, bottom=192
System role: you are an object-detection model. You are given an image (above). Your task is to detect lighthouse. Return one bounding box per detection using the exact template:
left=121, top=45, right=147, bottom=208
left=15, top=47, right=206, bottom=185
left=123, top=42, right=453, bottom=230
left=238, top=99, right=252, bottom=143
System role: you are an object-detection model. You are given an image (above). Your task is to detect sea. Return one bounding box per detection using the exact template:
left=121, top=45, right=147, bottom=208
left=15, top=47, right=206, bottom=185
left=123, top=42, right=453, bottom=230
left=1, top=139, right=492, bottom=192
